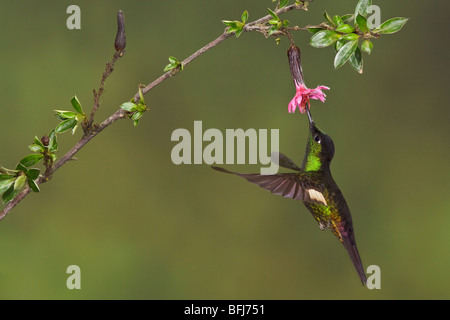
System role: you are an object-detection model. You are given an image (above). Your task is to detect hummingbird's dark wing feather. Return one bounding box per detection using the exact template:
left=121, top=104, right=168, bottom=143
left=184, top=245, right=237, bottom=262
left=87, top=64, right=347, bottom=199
left=212, top=166, right=321, bottom=203
left=271, top=152, right=301, bottom=171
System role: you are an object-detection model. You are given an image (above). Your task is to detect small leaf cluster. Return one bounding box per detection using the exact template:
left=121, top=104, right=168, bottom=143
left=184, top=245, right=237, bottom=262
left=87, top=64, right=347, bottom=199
left=0, top=95, right=87, bottom=203
left=222, top=10, right=249, bottom=37
left=267, top=8, right=290, bottom=35
left=0, top=151, right=45, bottom=203
left=28, top=131, right=58, bottom=163
left=120, top=88, right=148, bottom=127
left=309, top=0, right=408, bottom=73
left=223, top=1, right=306, bottom=41
left=164, top=56, right=183, bottom=72
left=54, top=96, right=86, bottom=135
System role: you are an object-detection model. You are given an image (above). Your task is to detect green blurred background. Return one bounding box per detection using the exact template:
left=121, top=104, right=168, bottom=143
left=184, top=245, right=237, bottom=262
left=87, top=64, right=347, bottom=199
left=0, top=0, right=448, bottom=299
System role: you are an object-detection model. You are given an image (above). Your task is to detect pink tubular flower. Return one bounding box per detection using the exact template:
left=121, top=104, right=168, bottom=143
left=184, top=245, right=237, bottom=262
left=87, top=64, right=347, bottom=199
left=288, top=80, right=330, bottom=114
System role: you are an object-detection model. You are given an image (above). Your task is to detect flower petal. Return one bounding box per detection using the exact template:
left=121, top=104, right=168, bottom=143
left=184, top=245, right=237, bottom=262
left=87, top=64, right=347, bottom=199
left=288, top=98, right=296, bottom=113
left=288, top=83, right=330, bottom=114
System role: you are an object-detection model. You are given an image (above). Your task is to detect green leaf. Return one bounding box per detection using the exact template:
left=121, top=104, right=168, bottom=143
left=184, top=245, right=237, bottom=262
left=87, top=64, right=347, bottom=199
left=135, top=103, right=147, bottom=113
left=373, top=17, right=408, bottom=34
left=268, top=25, right=277, bottom=36
left=28, top=179, right=40, bottom=193
left=333, top=15, right=344, bottom=27
left=308, top=27, right=324, bottom=34
left=334, top=39, right=359, bottom=69
left=71, top=124, right=79, bottom=135
left=323, top=11, right=335, bottom=26
left=54, top=110, right=78, bottom=120
left=0, top=166, right=18, bottom=176
left=164, top=56, right=182, bottom=71
left=14, top=175, right=26, bottom=191
left=310, top=30, right=341, bottom=48
left=235, top=27, right=244, bottom=37
left=28, top=144, right=44, bottom=153
left=0, top=178, right=15, bottom=195
left=356, top=14, right=369, bottom=33
left=349, top=46, right=363, bottom=74
left=16, top=163, right=27, bottom=172
left=241, top=10, right=248, bottom=23
left=71, top=96, right=83, bottom=114
left=55, top=118, right=77, bottom=134
left=334, top=38, right=345, bottom=52
left=0, top=174, right=15, bottom=181
left=222, top=20, right=237, bottom=28
left=132, top=111, right=143, bottom=121
left=361, top=39, right=373, bottom=54
left=268, top=8, right=279, bottom=20
left=58, top=111, right=78, bottom=119
left=19, top=154, right=44, bottom=168
left=2, top=184, right=16, bottom=204
left=34, top=136, right=45, bottom=149
left=336, top=24, right=355, bottom=33
left=138, top=87, right=146, bottom=106
left=26, top=168, right=40, bottom=180
left=48, top=130, right=58, bottom=153
left=354, top=0, right=372, bottom=22
left=279, top=0, right=289, bottom=9
left=342, top=33, right=359, bottom=41
left=133, top=119, right=140, bottom=127
left=164, top=63, right=175, bottom=72
left=341, top=14, right=354, bottom=24
left=120, top=102, right=137, bottom=112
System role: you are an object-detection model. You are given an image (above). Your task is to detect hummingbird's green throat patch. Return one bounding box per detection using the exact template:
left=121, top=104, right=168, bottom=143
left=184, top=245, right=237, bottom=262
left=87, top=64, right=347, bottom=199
left=304, top=138, right=322, bottom=172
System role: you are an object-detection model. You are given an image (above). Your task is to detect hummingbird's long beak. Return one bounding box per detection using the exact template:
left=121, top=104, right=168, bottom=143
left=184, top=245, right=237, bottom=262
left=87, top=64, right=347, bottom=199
left=306, top=108, right=314, bottom=126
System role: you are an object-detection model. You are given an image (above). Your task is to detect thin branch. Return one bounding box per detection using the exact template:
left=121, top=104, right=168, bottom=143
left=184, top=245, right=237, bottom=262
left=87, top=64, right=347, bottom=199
left=132, top=2, right=308, bottom=101
left=88, top=11, right=127, bottom=130
left=0, top=3, right=311, bottom=222
left=88, top=51, right=124, bottom=130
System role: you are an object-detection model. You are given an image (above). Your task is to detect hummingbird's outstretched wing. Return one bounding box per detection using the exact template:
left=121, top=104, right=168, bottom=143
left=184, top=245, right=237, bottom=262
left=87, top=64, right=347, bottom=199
left=211, top=166, right=325, bottom=205
left=271, top=152, right=301, bottom=171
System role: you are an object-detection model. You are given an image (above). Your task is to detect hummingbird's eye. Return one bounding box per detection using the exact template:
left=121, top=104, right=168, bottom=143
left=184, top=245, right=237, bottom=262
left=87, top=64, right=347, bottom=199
left=314, top=135, right=321, bottom=143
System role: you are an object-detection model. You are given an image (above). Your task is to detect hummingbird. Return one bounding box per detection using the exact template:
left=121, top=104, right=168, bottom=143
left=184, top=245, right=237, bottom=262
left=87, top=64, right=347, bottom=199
left=212, top=109, right=367, bottom=285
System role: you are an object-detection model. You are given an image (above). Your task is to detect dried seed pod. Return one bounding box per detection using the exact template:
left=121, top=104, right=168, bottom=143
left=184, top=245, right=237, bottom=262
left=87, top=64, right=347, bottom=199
left=287, top=44, right=304, bottom=85
left=114, top=10, right=126, bottom=52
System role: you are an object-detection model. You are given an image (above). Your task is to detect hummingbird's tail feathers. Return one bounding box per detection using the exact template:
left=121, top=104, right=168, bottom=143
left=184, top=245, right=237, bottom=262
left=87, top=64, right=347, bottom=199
left=341, top=237, right=367, bottom=286
left=271, top=152, right=301, bottom=171
left=211, top=166, right=308, bottom=201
